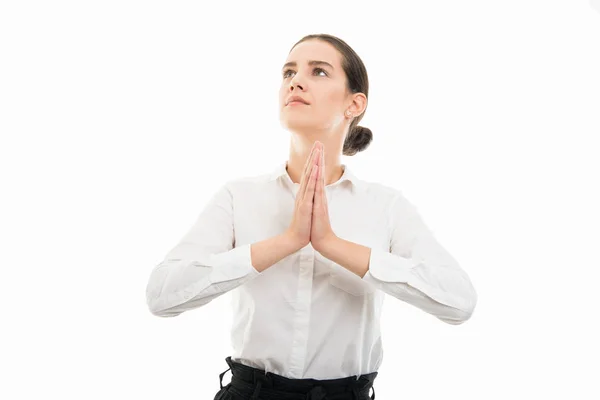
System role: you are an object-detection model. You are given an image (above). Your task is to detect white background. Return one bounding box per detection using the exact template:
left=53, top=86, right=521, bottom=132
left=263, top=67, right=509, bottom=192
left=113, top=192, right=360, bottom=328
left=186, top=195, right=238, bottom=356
left=1, top=1, right=599, bottom=399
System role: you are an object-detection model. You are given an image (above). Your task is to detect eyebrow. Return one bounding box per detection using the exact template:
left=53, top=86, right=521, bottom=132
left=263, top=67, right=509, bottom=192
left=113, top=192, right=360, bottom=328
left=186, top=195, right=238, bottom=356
left=282, top=60, right=334, bottom=70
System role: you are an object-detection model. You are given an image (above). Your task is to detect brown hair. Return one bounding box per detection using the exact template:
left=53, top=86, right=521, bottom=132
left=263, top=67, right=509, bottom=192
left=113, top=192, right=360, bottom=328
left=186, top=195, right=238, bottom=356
left=289, top=34, right=373, bottom=156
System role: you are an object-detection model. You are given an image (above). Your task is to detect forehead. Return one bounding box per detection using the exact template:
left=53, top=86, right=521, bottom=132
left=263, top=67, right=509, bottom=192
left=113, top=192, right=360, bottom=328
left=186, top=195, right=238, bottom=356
left=286, top=40, right=342, bottom=67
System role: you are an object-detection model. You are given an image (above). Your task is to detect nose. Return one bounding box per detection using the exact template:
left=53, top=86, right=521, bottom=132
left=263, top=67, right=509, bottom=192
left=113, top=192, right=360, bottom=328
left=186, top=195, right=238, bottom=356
left=290, top=80, right=304, bottom=91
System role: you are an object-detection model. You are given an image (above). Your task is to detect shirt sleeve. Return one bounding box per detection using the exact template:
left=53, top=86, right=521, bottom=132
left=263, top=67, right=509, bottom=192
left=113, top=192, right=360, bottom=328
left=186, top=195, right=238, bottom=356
left=362, top=191, right=478, bottom=324
left=145, top=182, right=260, bottom=317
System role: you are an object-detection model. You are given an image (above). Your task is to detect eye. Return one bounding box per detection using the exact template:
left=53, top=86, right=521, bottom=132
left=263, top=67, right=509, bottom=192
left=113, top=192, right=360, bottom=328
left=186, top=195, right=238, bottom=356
left=282, top=67, right=328, bottom=78
left=314, top=68, right=328, bottom=77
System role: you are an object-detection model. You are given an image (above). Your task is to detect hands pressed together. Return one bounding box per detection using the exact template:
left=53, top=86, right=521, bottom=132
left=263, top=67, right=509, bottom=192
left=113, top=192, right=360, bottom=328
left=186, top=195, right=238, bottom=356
left=286, top=141, right=336, bottom=253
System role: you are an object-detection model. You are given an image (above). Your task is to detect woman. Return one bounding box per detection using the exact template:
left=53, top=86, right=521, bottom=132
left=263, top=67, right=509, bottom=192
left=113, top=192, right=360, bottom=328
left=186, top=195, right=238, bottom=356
left=146, top=33, right=478, bottom=400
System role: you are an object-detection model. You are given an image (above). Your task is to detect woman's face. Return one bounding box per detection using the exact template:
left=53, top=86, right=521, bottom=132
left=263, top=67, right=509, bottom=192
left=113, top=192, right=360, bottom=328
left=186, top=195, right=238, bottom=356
left=279, top=39, right=350, bottom=133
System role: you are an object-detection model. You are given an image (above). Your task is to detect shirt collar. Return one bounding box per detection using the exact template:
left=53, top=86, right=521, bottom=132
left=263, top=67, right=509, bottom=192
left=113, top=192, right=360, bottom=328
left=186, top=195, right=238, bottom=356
left=268, top=160, right=362, bottom=192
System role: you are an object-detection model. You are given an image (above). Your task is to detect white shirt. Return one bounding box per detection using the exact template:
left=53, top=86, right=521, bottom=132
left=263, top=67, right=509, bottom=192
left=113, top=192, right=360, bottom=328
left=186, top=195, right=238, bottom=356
left=146, top=161, right=477, bottom=379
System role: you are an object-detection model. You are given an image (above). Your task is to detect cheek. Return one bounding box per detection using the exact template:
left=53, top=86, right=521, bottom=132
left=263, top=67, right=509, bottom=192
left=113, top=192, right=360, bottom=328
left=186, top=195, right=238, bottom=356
left=325, top=86, right=346, bottom=105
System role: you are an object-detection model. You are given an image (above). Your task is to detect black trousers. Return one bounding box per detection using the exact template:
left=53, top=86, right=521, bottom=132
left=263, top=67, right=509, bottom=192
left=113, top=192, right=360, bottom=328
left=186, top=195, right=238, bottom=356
left=214, top=356, right=377, bottom=400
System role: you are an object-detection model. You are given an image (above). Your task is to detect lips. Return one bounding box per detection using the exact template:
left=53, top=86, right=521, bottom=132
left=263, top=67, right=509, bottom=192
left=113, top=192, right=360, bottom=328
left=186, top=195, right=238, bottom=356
left=286, top=96, right=309, bottom=105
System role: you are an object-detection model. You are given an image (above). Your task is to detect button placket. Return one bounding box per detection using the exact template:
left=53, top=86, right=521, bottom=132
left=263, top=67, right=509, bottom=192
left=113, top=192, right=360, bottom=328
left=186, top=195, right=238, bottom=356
left=288, top=246, right=315, bottom=377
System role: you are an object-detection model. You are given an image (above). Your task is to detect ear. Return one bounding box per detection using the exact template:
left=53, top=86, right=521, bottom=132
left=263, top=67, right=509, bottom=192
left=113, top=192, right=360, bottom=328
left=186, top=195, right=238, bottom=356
left=348, top=93, right=367, bottom=117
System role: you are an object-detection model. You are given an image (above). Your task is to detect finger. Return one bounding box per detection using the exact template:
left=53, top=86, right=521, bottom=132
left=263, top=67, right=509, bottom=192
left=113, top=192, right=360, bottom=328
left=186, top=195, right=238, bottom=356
left=302, top=143, right=318, bottom=177
left=314, top=160, right=321, bottom=210
left=300, top=148, right=319, bottom=194
left=305, top=142, right=321, bottom=173
left=303, top=155, right=319, bottom=202
left=299, top=145, right=319, bottom=192
left=321, top=148, right=326, bottom=208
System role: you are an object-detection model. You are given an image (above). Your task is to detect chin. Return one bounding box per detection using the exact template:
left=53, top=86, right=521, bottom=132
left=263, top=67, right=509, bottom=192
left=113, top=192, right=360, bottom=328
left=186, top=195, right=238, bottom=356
left=280, top=119, right=317, bottom=131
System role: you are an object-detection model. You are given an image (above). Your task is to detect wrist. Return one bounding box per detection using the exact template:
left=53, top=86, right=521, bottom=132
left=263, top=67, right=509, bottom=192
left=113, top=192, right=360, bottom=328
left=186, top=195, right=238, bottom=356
left=282, top=230, right=306, bottom=253
left=314, top=233, right=338, bottom=255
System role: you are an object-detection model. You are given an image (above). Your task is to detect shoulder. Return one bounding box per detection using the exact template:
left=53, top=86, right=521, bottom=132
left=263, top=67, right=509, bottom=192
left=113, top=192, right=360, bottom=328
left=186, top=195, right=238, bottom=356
left=222, top=171, right=275, bottom=195
left=356, top=178, right=405, bottom=206
left=360, top=180, right=427, bottom=227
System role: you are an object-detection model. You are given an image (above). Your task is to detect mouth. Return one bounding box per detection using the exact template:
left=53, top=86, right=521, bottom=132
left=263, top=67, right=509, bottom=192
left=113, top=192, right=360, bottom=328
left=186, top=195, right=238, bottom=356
left=287, top=101, right=308, bottom=106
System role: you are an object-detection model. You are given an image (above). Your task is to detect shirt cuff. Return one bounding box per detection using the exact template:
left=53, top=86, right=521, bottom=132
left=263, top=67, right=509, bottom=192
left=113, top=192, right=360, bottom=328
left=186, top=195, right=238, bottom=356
left=361, top=270, right=381, bottom=287
left=208, top=243, right=260, bottom=284
left=364, top=248, right=416, bottom=283
left=363, top=248, right=475, bottom=313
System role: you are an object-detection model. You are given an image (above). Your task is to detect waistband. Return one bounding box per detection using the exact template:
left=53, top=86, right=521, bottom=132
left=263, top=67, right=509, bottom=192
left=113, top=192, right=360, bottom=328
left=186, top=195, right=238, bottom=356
left=220, top=356, right=377, bottom=400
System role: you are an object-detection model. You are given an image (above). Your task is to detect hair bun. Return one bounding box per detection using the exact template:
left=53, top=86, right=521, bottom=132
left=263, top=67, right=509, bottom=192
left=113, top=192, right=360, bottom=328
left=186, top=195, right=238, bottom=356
left=343, top=125, right=373, bottom=156
left=354, top=125, right=372, bottom=138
